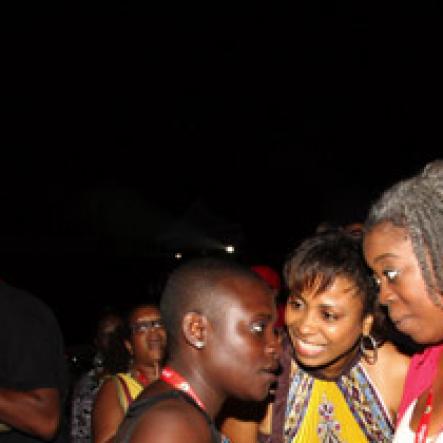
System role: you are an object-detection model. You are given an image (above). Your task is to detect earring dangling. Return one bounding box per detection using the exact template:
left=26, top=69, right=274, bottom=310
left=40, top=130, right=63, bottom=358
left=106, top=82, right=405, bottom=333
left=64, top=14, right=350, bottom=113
left=360, top=334, right=378, bottom=365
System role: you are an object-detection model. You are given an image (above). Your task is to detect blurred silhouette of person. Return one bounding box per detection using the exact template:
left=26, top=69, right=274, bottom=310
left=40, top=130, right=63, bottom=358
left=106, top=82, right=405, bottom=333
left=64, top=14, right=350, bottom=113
left=92, top=304, right=166, bottom=443
left=0, top=281, right=67, bottom=443
left=114, top=257, right=279, bottom=443
left=70, top=309, right=124, bottom=443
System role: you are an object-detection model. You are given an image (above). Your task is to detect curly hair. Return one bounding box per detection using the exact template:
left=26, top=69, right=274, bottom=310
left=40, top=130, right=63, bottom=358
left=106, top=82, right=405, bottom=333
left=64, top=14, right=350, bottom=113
left=365, top=159, right=443, bottom=307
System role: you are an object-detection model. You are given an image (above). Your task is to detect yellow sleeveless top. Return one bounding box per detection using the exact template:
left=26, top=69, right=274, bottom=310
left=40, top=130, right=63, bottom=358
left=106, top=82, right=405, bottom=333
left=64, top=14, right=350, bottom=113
left=112, top=372, right=144, bottom=413
left=284, top=360, right=393, bottom=443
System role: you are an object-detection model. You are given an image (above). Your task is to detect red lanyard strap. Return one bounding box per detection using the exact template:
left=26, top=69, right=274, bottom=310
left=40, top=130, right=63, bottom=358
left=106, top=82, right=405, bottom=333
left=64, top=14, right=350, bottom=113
left=415, top=391, right=433, bottom=443
left=134, top=370, right=150, bottom=387
left=160, top=366, right=206, bottom=411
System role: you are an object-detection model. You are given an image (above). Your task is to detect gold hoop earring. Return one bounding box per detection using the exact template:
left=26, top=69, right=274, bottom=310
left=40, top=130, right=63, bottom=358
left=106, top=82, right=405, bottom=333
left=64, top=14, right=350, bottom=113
left=360, top=334, right=378, bottom=365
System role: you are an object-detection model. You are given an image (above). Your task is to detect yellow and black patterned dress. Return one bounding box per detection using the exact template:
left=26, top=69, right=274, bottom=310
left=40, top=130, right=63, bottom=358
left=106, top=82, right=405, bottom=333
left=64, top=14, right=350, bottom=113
left=258, top=335, right=394, bottom=443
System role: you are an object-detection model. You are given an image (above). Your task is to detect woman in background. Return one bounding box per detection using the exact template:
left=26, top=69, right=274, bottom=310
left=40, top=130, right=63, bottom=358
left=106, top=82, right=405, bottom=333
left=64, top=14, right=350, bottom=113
left=70, top=309, right=124, bottom=443
left=92, top=304, right=166, bottom=443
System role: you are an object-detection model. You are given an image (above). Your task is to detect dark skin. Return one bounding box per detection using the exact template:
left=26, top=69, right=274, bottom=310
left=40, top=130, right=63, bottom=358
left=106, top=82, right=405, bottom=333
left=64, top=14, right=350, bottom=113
left=0, top=388, right=60, bottom=440
left=364, top=222, right=443, bottom=438
left=221, top=275, right=410, bottom=442
left=93, top=306, right=166, bottom=443
left=129, top=381, right=215, bottom=443
left=125, top=276, right=279, bottom=443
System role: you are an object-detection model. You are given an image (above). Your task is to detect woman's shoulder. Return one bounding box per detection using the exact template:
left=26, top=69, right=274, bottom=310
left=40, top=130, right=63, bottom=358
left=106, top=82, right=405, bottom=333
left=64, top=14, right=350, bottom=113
left=368, top=341, right=410, bottom=389
left=377, top=341, right=411, bottom=371
left=362, top=341, right=410, bottom=419
left=125, top=393, right=213, bottom=443
left=94, top=376, right=120, bottom=404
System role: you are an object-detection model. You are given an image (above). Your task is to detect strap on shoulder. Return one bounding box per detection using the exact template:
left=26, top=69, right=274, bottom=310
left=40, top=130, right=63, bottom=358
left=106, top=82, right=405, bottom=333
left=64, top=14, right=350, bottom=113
left=118, top=390, right=223, bottom=443
left=114, top=374, right=133, bottom=411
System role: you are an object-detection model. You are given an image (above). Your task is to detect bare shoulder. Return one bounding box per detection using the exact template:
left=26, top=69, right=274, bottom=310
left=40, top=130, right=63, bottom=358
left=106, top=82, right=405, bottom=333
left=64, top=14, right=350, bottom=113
left=377, top=341, right=411, bottom=377
left=97, top=377, right=117, bottom=395
left=94, top=377, right=119, bottom=408
left=365, top=341, right=410, bottom=388
left=94, top=377, right=118, bottom=408
left=128, top=397, right=213, bottom=443
left=362, top=341, right=410, bottom=419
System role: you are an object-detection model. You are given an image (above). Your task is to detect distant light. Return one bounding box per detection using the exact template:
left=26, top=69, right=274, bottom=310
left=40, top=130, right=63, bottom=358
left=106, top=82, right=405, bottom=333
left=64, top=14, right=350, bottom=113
left=225, top=245, right=235, bottom=254
left=175, top=252, right=182, bottom=259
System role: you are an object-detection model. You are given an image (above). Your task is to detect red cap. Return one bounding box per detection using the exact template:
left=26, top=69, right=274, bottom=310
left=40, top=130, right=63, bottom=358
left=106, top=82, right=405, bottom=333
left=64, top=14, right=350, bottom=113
left=251, top=265, right=281, bottom=291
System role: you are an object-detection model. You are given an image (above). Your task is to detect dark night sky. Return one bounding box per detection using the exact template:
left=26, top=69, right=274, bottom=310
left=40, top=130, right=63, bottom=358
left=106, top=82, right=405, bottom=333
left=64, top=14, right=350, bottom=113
left=1, top=9, right=442, bottom=344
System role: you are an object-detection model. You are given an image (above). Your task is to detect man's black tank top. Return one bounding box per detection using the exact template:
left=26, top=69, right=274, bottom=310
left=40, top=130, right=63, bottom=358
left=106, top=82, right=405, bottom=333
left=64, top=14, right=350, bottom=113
left=115, top=390, right=222, bottom=443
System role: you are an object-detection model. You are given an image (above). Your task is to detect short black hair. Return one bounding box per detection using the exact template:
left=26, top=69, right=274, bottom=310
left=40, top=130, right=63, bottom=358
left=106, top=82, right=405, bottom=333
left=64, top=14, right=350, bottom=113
left=160, top=257, right=267, bottom=354
left=284, top=230, right=382, bottom=332
left=121, top=303, right=160, bottom=341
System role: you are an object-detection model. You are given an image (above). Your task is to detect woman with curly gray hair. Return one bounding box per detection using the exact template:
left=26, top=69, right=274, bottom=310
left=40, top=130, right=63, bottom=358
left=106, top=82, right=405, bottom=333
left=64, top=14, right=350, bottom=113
left=364, top=159, right=443, bottom=443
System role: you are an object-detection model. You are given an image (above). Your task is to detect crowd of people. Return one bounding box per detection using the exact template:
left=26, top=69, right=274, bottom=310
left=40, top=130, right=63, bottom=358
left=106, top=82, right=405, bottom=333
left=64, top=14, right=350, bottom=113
left=1, top=158, right=443, bottom=443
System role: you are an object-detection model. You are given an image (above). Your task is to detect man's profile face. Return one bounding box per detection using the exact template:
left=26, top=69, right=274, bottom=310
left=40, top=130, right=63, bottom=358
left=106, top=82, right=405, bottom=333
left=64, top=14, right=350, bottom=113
left=205, top=276, right=279, bottom=401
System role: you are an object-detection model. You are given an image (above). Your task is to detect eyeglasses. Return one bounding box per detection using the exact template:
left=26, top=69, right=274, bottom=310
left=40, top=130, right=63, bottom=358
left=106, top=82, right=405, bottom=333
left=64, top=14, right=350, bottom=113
left=130, top=319, right=164, bottom=334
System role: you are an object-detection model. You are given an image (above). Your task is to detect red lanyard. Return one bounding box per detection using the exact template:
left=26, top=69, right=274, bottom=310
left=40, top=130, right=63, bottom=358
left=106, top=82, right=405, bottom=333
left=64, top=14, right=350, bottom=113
left=415, top=391, right=433, bottom=443
left=134, top=370, right=150, bottom=387
left=160, top=366, right=206, bottom=411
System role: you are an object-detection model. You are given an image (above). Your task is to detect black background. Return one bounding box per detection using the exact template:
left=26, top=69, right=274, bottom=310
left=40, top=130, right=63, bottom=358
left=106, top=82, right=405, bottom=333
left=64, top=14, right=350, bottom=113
left=1, top=6, right=442, bottom=345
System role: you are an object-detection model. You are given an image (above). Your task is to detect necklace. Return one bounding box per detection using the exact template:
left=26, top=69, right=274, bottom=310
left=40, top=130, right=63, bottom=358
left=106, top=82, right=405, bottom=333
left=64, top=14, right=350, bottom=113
left=415, top=390, right=433, bottom=443
left=160, top=366, right=206, bottom=411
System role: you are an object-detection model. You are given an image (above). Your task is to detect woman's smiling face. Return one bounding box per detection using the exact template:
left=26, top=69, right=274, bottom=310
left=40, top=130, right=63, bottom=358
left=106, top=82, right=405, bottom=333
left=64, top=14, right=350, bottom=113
left=285, top=275, right=373, bottom=379
left=364, top=221, right=443, bottom=344
left=127, top=306, right=167, bottom=366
